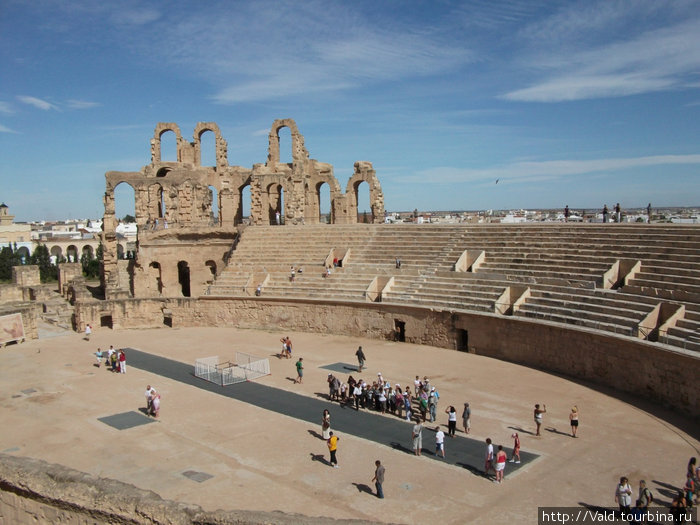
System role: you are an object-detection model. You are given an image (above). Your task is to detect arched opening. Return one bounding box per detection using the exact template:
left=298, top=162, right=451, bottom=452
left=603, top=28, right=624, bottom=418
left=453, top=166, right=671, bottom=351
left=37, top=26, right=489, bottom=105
left=239, top=184, right=251, bottom=224
left=278, top=127, right=292, bottom=164
left=160, top=130, right=177, bottom=162
left=205, top=260, right=217, bottom=282
left=156, top=167, right=170, bottom=178
left=116, top=244, right=125, bottom=259
left=50, top=245, right=62, bottom=265
left=200, top=130, right=216, bottom=167
left=16, top=246, right=30, bottom=264
left=66, top=245, right=78, bottom=263
left=114, top=182, right=136, bottom=225
left=208, top=185, right=219, bottom=225
left=317, top=182, right=331, bottom=224
left=267, top=183, right=284, bottom=225
left=355, top=181, right=371, bottom=223
left=177, top=260, right=191, bottom=297
left=82, top=245, right=94, bottom=260
left=149, top=261, right=163, bottom=294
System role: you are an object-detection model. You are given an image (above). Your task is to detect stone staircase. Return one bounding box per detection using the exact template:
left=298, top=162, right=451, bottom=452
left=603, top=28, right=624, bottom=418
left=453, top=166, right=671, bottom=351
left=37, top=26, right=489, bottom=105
left=206, top=223, right=700, bottom=353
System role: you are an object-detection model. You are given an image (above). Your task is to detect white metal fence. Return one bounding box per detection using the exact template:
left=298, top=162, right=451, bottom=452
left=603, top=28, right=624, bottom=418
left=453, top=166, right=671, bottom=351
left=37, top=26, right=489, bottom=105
left=194, top=353, right=270, bottom=386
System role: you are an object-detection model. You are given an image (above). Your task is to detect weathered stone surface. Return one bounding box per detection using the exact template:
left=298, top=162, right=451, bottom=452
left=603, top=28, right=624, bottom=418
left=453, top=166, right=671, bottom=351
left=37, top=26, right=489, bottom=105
left=0, top=454, right=387, bottom=525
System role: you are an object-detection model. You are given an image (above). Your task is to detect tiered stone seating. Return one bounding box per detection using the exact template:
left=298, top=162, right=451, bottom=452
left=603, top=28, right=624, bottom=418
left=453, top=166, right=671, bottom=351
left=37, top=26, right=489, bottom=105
left=207, top=223, right=700, bottom=353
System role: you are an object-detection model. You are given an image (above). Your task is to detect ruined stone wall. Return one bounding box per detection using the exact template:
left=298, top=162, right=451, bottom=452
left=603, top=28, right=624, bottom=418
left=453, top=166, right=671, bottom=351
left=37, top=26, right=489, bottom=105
left=102, top=120, right=385, bottom=298
left=0, top=304, right=38, bottom=341
left=73, top=297, right=699, bottom=419
left=0, top=454, right=365, bottom=525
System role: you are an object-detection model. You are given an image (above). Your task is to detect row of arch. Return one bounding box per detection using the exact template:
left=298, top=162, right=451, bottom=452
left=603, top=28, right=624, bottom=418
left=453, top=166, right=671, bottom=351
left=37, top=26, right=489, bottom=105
left=147, top=259, right=217, bottom=297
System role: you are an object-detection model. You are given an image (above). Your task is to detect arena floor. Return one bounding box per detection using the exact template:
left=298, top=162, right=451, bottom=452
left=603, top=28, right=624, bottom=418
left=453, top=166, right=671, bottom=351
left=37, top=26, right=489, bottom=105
left=1, top=325, right=698, bottom=524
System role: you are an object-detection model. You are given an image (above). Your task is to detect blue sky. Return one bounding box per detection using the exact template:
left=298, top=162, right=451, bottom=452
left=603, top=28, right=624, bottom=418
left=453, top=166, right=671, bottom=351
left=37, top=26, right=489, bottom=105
left=1, top=0, right=699, bottom=221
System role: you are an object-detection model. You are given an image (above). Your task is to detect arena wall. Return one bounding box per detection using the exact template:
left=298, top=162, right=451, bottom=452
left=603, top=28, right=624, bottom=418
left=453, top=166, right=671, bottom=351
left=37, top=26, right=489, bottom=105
left=74, top=297, right=699, bottom=419
left=0, top=453, right=369, bottom=525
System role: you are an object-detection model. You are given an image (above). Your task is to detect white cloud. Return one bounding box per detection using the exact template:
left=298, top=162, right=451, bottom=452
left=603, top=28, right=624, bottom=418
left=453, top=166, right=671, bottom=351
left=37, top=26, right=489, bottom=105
left=402, top=154, right=700, bottom=184
left=0, top=101, right=13, bottom=114
left=17, top=95, right=59, bottom=111
left=66, top=99, right=101, bottom=109
left=504, top=7, right=700, bottom=102
left=0, top=123, right=19, bottom=134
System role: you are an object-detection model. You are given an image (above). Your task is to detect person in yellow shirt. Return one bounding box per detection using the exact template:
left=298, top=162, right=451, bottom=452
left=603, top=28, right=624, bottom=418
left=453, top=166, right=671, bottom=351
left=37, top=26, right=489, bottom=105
left=327, top=431, right=340, bottom=468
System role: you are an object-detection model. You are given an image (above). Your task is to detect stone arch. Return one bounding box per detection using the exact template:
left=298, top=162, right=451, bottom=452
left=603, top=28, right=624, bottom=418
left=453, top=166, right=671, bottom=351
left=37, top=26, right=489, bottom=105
left=148, top=261, right=163, bottom=295
left=50, top=245, right=63, bottom=261
left=66, top=245, right=78, bottom=263
left=266, top=182, right=285, bottom=225
left=193, top=122, right=227, bottom=169
left=208, top=185, right=219, bottom=226
left=266, top=119, right=309, bottom=165
left=148, top=183, right=167, bottom=221
left=205, top=260, right=217, bottom=280
left=237, top=182, right=252, bottom=225
left=16, top=246, right=30, bottom=263
left=151, top=123, right=183, bottom=164
left=81, top=245, right=94, bottom=260
left=117, top=243, right=125, bottom=259
left=345, top=162, right=385, bottom=224
left=177, top=260, right=191, bottom=297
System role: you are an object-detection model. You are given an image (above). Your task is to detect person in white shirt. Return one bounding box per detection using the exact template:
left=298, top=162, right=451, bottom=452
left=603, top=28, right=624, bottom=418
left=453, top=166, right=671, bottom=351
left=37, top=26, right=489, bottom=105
left=435, top=426, right=445, bottom=458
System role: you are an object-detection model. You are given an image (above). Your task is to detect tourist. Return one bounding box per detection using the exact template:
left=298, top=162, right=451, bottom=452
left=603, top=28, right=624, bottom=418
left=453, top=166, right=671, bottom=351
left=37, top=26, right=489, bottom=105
left=534, top=403, right=546, bottom=436
left=144, top=385, right=153, bottom=412
left=352, top=382, right=362, bottom=410
left=403, top=387, right=412, bottom=421
left=356, top=346, right=366, bottom=372
left=484, top=438, right=494, bottom=477
left=394, top=385, right=404, bottom=419
left=110, top=347, right=118, bottom=372
left=418, top=390, right=428, bottom=422
left=569, top=406, right=579, bottom=437
left=327, top=431, right=339, bottom=468
left=509, top=433, right=521, bottom=464
left=428, top=387, right=438, bottom=422
left=294, top=357, right=303, bottom=384
left=280, top=336, right=292, bottom=359
left=684, top=474, right=695, bottom=507
left=150, top=389, right=160, bottom=418
left=445, top=406, right=457, bottom=437
left=275, top=210, right=280, bottom=225
left=462, top=402, right=471, bottom=434
left=435, top=426, right=445, bottom=458
left=637, top=480, right=653, bottom=510
left=412, top=420, right=423, bottom=456
left=564, top=205, right=570, bottom=222
left=119, top=349, right=126, bottom=374
left=94, top=347, right=103, bottom=367
left=670, top=491, right=687, bottom=523
left=289, top=266, right=295, bottom=282
left=647, top=203, right=652, bottom=222
left=85, top=324, right=92, bottom=341
left=602, top=204, right=609, bottom=223
left=495, top=445, right=507, bottom=483
left=614, top=476, right=633, bottom=515
left=321, top=409, right=331, bottom=440
left=414, top=375, right=421, bottom=395
left=255, top=284, right=262, bottom=296
left=372, top=460, right=385, bottom=499
left=395, top=257, right=401, bottom=269
left=615, top=202, right=621, bottom=222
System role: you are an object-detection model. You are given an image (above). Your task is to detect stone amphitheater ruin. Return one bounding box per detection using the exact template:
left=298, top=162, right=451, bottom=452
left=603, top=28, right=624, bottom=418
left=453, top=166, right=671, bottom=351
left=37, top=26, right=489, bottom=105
left=1, top=119, right=699, bottom=524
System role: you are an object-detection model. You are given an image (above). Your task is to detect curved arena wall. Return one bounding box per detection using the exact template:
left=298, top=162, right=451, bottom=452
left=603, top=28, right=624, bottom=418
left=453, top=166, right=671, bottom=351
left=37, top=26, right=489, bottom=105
left=75, top=296, right=699, bottom=420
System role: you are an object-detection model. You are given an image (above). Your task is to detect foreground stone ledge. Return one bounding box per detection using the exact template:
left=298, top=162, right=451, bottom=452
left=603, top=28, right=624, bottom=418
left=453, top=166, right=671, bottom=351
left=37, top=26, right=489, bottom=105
left=0, top=454, right=386, bottom=525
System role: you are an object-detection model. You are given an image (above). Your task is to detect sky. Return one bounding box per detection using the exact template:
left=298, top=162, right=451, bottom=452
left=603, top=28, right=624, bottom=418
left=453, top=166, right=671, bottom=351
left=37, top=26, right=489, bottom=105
left=1, top=0, right=699, bottom=221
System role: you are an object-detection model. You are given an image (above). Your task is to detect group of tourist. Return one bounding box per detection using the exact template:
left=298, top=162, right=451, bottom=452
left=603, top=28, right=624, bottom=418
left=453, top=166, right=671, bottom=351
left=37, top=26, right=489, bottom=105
left=615, top=458, right=698, bottom=522
left=94, top=345, right=127, bottom=373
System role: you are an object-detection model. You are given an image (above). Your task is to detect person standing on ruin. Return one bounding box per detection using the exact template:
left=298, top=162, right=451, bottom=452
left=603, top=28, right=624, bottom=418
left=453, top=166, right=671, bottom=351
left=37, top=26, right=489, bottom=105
left=534, top=403, right=546, bottom=436
left=602, top=204, right=609, bottom=223
left=275, top=210, right=280, bottom=225
left=615, top=202, right=621, bottom=222
left=119, top=349, right=126, bottom=373
left=355, top=346, right=366, bottom=372
left=569, top=406, right=579, bottom=437
left=484, top=438, right=494, bottom=477
left=462, top=402, right=471, bottom=434
left=435, top=426, right=445, bottom=458
left=564, top=205, right=570, bottom=222
left=412, top=420, right=423, bottom=456
left=647, top=203, right=652, bottom=223
left=372, top=460, right=385, bottom=499
left=327, top=431, right=339, bottom=468
left=294, top=357, right=303, bottom=384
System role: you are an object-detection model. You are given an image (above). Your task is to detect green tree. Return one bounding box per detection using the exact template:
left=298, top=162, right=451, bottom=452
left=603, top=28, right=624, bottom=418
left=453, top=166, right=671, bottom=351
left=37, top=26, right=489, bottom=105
left=0, top=246, right=14, bottom=281
left=122, top=214, right=136, bottom=223
left=30, top=244, right=57, bottom=282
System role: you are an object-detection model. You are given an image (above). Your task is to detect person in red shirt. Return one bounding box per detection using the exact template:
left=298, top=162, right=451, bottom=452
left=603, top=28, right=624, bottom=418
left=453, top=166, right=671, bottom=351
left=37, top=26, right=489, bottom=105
left=495, top=445, right=507, bottom=483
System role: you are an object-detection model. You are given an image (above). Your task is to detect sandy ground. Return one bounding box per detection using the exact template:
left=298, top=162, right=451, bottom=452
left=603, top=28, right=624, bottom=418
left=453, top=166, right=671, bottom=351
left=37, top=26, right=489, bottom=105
left=1, top=324, right=698, bottom=524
